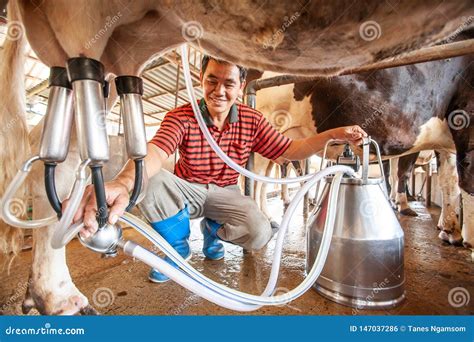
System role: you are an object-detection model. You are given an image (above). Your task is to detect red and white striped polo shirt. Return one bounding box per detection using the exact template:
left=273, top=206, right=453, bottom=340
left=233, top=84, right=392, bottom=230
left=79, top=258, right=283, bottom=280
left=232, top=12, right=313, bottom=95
left=150, top=99, right=292, bottom=187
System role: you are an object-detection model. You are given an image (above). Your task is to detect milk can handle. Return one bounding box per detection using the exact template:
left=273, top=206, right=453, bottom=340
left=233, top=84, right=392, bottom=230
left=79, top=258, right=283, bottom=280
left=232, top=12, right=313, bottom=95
left=361, top=137, right=385, bottom=183
left=362, top=138, right=370, bottom=182
left=319, top=139, right=347, bottom=172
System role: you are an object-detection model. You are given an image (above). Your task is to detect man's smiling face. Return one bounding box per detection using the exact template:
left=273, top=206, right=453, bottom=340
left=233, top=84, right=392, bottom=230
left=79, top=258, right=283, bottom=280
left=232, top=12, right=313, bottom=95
left=200, top=59, right=245, bottom=117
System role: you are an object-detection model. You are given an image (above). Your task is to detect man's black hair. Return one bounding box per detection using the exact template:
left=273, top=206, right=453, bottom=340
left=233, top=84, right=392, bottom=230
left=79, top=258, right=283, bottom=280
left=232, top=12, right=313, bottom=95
left=201, top=55, right=247, bottom=83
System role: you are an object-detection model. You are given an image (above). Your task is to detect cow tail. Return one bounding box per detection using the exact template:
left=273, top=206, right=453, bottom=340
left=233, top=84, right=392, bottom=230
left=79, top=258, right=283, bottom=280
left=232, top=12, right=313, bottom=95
left=0, top=0, right=30, bottom=273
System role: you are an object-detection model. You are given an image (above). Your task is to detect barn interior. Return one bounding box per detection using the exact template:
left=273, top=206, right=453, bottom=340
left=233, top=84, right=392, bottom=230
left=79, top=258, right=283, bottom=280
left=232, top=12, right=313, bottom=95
left=0, top=13, right=473, bottom=316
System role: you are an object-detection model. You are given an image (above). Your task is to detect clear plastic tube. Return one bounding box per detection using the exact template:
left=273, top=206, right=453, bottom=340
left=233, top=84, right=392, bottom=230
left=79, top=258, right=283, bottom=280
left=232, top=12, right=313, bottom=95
left=125, top=241, right=257, bottom=311
left=119, top=171, right=345, bottom=310
left=1, top=156, right=91, bottom=233
left=42, top=43, right=353, bottom=311
left=41, top=43, right=354, bottom=311
left=125, top=166, right=350, bottom=295
left=180, top=45, right=316, bottom=185
left=1, top=156, right=57, bottom=228
left=50, top=159, right=90, bottom=249
left=94, top=45, right=354, bottom=310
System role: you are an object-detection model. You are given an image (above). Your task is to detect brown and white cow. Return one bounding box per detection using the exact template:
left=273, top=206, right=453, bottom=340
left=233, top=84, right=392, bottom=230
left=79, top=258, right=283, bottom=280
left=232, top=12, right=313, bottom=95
left=0, top=0, right=473, bottom=315
left=254, top=53, right=473, bottom=248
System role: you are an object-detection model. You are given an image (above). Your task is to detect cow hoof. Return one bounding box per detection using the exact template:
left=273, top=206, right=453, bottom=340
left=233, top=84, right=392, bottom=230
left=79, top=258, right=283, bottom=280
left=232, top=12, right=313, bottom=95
left=438, top=230, right=450, bottom=243
left=448, top=233, right=463, bottom=246
left=21, top=296, right=35, bottom=315
left=399, top=208, right=418, bottom=216
left=52, top=295, right=89, bottom=315
left=22, top=280, right=91, bottom=315
left=78, top=304, right=99, bottom=315
left=438, top=230, right=463, bottom=246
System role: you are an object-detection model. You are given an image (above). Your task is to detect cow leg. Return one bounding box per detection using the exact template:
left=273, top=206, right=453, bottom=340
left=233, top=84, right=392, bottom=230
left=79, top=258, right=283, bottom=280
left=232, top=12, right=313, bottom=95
left=396, top=153, right=419, bottom=216
left=257, top=180, right=273, bottom=221
left=281, top=160, right=302, bottom=210
left=290, top=160, right=309, bottom=220
left=302, top=159, right=310, bottom=221
left=21, top=125, right=98, bottom=315
left=23, top=197, right=97, bottom=315
left=254, top=179, right=261, bottom=205
left=461, top=190, right=473, bottom=250
left=291, top=160, right=303, bottom=177
left=382, top=159, right=392, bottom=196
left=455, top=127, right=473, bottom=250
left=261, top=160, right=278, bottom=220
left=388, top=158, right=398, bottom=210
left=252, top=158, right=275, bottom=220
left=258, top=181, right=270, bottom=219
left=436, top=151, right=462, bottom=245
left=280, top=163, right=290, bottom=210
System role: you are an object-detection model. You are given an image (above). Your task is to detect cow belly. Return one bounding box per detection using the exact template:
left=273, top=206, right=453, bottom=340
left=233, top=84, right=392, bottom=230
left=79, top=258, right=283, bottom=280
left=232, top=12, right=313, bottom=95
left=409, top=117, right=455, bottom=153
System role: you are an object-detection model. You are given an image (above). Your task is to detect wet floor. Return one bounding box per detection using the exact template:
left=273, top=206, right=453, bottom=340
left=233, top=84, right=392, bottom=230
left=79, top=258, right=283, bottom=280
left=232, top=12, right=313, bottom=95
left=1, top=199, right=473, bottom=315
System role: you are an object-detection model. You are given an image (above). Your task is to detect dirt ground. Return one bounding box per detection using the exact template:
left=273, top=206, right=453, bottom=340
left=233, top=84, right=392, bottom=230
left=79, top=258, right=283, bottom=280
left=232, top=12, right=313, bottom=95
left=0, top=199, right=473, bottom=315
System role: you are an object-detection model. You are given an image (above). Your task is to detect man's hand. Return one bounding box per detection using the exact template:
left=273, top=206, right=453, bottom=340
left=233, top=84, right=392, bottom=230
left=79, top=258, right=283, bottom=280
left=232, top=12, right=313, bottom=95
left=61, top=144, right=165, bottom=239
left=278, top=125, right=369, bottom=162
left=62, top=180, right=130, bottom=239
left=331, top=125, right=368, bottom=145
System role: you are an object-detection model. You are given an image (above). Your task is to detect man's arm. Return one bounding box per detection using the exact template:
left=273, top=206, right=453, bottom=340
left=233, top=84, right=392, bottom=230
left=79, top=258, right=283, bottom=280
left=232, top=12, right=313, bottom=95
left=276, top=125, right=367, bottom=163
left=115, top=143, right=169, bottom=192
left=73, top=143, right=169, bottom=237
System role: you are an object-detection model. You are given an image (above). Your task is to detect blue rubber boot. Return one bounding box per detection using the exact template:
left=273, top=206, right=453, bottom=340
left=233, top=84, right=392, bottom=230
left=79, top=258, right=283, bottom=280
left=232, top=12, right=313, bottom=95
left=148, top=206, right=191, bottom=283
left=200, top=218, right=225, bottom=260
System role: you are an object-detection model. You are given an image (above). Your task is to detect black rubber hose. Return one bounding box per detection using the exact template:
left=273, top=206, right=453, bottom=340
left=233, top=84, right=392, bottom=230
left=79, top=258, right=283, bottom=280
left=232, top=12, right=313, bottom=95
left=126, top=159, right=143, bottom=212
left=44, top=163, right=62, bottom=218
left=91, top=166, right=108, bottom=227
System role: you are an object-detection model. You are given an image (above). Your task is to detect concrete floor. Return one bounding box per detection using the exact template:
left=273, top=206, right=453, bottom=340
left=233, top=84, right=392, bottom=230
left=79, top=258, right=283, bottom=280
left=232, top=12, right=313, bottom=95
left=1, top=199, right=473, bottom=315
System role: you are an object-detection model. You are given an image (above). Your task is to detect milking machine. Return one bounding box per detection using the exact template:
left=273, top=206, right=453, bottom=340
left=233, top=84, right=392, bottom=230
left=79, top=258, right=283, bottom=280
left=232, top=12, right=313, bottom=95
left=0, top=44, right=405, bottom=311
left=71, top=74, right=148, bottom=256
left=51, top=60, right=147, bottom=249
left=1, top=58, right=146, bottom=249
left=1, top=66, right=74, bottom=227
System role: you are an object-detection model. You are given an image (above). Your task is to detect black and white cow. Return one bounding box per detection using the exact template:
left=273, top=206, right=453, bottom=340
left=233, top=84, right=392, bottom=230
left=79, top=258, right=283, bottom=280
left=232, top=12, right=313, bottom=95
left=255, top=53, right=473, bottom=248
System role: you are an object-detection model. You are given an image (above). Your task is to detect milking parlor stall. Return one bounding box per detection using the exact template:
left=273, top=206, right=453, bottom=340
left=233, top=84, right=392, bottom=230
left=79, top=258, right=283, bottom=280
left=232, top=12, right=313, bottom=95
left=0, top=0, right=473, bottom=341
